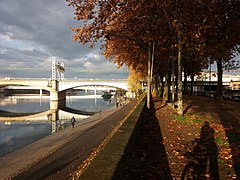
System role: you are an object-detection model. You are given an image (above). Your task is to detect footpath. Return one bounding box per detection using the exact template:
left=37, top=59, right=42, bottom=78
left=123, top=95, right=240, bottom=179
left=73, top=95, right=240, bottom=179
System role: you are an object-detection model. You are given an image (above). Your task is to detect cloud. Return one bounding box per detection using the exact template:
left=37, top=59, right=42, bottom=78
left=0, top=0, right=129, bottom=79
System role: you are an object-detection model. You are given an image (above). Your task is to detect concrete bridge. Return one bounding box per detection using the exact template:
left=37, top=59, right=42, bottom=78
left=0, top=57, right=128, bottom=101
left=0, top=78, right=128, bottom=101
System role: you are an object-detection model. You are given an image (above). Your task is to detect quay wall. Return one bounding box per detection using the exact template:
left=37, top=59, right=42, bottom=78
left=78, top=93, right=147, bottom=179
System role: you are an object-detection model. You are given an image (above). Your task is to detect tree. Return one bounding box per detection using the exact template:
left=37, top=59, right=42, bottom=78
left=127, top=69, right=145, bottom=96
left=67, top=0, right=240, bottom=115
left=199, top=0, right=240, bottom=98
left=67, top=0, right=170, bottom=108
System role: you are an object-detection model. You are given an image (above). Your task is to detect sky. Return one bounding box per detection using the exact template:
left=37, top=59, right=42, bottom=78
left=0, top=0, right=129, bottom=79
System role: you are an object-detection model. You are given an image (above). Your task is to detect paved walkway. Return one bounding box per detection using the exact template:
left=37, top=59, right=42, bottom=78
left=0, top=100, right=137, bottom=180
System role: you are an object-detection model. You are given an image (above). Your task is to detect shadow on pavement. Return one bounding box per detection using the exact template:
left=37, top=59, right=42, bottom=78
left=181, top=121, right=219, bottom=179
left=217, top=109, right=240, bottom=178
left=183, top=96, right=240, bottom=178
left=119, top=97, right=172, bottom=179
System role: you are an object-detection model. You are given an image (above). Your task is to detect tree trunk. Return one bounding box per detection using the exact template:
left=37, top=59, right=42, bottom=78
left=167, top=63, right=172, bottom=100
left=155, top=74, right=163, bottom=98
left=151, top=42, right=155, bottom=82
left=154, top=74, right=158, bottom=96
left=147, top=43, right=151, bottom=108
left=171, top=56, right=175, bottom=109
left=183, top=67, right=187, bottom=94
left=175, top=65, right=178, bottom=99
left=159, top=74, right=164, bottom=98
left=190, top=61, right=195, bottom=96
left=163, top=62, right=171, bottom=104
left=216, top=58, right=223, bottom=99
left=191, top=71, right=194, bottom=96
left=177, top=44, right=183, bottom=116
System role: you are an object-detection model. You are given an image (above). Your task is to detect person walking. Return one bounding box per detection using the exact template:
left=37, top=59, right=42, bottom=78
left=70, top=116, right=76, bottom=128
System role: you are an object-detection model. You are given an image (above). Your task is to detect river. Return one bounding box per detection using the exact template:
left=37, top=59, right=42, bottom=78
left=0, top=90, right=115, bottom=157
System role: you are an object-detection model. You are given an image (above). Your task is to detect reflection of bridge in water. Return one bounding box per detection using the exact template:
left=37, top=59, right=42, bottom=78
left=0, top=101, right=98, bottom=133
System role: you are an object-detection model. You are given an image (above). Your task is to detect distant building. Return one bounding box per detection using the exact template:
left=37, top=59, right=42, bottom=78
left=187, top=72, right=240, bottom=93
left=228, top=81, right=240, bottom=90
left=195, top=71, right=240, bottom=82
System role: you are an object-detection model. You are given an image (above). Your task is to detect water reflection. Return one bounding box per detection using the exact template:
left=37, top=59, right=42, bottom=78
left=0, top=95, right=115, bottom=157
left=0, top=122, right=51, bottom=157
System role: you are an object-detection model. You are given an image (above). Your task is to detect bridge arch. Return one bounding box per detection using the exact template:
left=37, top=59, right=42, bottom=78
left=58, top=80, right=128, bottom=92
left=0, top=79, right=52, bottom=92
left=59, top=84, right=127, bottom=92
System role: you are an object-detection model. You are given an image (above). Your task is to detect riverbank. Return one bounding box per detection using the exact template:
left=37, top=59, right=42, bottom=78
left=0, top=99, right=137, bottom=179
left=0, top=95, right=116, bottom=158
left=2, top=94, right=239, bottom=179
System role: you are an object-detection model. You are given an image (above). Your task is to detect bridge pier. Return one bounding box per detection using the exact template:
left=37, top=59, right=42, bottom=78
left=50, top=91, right=66, bottom=101
left=50, top=110, right=58, bottom=133
left=49, top=80, right=66, bottom=133
left=49, top=99, right=59, bottom=133
left=50, top=80, right=66, bottom=101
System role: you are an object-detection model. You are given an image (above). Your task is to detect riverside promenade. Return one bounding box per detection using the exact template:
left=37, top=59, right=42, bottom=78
left=0, top=97, right=142, bottom=179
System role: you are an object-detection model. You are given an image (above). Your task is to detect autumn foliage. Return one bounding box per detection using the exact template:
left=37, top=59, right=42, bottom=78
left=67, top=0, right=240, bottom=93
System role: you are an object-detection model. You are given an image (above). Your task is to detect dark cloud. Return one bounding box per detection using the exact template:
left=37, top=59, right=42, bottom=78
left=0, top=0, right=129, bottom=79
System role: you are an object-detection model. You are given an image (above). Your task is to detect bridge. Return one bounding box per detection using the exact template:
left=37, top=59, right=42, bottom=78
left=0, top=78, right=128, bottom=101
left=0, top=78, right=128, bottom=100
left=0, top=57, right=128, bottom=101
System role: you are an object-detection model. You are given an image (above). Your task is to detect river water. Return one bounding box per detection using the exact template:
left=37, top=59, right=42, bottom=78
left=0, top=91, right=115, bottom=157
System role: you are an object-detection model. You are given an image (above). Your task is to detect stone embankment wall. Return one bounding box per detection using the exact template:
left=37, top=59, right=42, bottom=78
left=79, top=93, right=147, bottom=179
